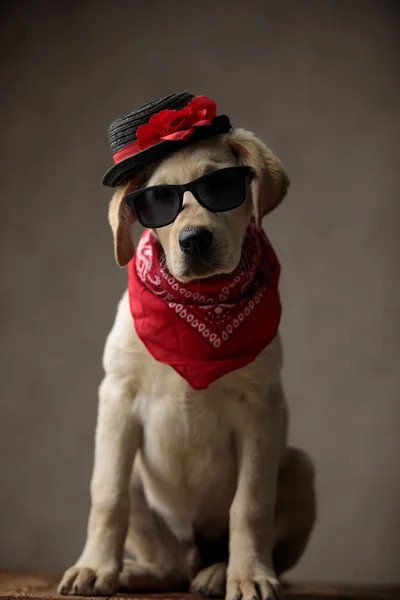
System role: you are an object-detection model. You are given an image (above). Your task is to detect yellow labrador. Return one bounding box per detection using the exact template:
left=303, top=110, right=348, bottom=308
left=59, top=128, right=316, bottom=599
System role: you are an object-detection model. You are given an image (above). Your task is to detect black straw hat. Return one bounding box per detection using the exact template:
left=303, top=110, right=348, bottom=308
left=102, top=92, right=232, bottom=188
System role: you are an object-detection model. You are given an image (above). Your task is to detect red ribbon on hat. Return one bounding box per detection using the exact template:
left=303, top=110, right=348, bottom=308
left=113, top=96, right=217, bottom=164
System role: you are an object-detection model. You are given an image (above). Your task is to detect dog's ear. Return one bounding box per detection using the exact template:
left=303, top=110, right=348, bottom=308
left=227, top=128, right=290, bottom=228
left=108, top=175, right=143, bottom=267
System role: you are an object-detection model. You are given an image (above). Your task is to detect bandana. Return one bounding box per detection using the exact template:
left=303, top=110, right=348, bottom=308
left=128, top=222, right=281, bottom=390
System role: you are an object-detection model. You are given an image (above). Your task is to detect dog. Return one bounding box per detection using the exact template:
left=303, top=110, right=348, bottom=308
left=59, top=127, right=316, bottom=599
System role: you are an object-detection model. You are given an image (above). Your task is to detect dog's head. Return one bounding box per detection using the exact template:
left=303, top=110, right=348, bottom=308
left=108, top=129, right=289, bottom=282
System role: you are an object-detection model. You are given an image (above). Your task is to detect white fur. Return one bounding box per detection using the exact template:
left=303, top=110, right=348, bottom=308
left=59, top=130, right=315, bottom=600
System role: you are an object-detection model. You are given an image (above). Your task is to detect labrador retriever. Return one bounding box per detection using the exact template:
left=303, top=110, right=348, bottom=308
left=59, top=128, right=316, bottom=599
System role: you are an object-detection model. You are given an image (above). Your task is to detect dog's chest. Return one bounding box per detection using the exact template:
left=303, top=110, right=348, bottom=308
left=136, top=364, right=238, bottom=478
left=133, top=363, right=240, bottom=532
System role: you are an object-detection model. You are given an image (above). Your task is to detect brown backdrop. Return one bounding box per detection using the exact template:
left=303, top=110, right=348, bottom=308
left=0, top=0, right=399, bottom=585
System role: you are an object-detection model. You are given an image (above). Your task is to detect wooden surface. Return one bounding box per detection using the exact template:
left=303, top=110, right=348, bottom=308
left=0, top=573, right=398, bottom=600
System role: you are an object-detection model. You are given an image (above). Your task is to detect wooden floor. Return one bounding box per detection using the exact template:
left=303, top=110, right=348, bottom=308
left=0, top=573, right=398, bottom=600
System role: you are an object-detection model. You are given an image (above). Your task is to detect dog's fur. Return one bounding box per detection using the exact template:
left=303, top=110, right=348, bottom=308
left=59, top=129, right=316, bottom=599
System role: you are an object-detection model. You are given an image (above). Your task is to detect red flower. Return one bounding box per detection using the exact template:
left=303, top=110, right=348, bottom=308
left=136, top=96, right=217, bottom=150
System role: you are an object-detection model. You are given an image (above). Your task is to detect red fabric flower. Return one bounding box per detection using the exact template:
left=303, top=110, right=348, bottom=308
left=136, top=96, right=217, bottom=150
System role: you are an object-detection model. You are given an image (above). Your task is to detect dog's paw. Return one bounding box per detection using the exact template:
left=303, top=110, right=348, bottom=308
left=226, top=567, right=282, bottom=600
left=191, top=562, right=227, bottom=597
left=58, top=565, right=119, bottom=596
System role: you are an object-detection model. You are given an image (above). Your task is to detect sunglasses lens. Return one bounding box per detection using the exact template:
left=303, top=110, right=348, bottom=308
left=196, top=168, right=249, bottom=212
left=134, top=187, right=180, bottom=228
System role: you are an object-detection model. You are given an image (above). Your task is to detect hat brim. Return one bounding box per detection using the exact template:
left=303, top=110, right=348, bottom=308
left=102, top=115, right=232, bottom=188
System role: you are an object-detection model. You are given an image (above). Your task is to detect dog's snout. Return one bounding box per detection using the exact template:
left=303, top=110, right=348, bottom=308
left=179, top=227, right=213, bottom=255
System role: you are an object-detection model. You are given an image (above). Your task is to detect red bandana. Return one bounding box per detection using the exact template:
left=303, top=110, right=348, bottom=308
left=128, top=222, right=281, bottom=390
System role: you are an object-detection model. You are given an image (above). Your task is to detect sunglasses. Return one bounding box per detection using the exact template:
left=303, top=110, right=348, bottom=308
left=124, top=166, right=254, bottom=229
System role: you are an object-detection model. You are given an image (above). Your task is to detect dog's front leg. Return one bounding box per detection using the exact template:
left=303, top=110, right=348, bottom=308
left=227, top=383, right=284, bottom=600
left=59, top=375, right=141, bottom=596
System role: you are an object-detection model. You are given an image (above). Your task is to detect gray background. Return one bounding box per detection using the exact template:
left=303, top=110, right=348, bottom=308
left=0, top=0, right=399, bottom=585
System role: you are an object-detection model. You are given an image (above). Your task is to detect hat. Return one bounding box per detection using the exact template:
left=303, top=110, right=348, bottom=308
left=102, top=92, right=232, bottom=187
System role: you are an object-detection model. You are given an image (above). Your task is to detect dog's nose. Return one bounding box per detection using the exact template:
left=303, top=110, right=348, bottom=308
left=179, top=227, right=213, bottom=255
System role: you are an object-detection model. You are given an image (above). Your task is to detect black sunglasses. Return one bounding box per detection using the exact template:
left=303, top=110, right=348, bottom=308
left=124, top=166, right=254, bottom=229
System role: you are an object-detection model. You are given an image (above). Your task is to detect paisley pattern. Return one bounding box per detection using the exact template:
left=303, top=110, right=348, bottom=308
left=135, top=224, right=270, bottom=349
left=128, top=221, right=281, bottom=389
